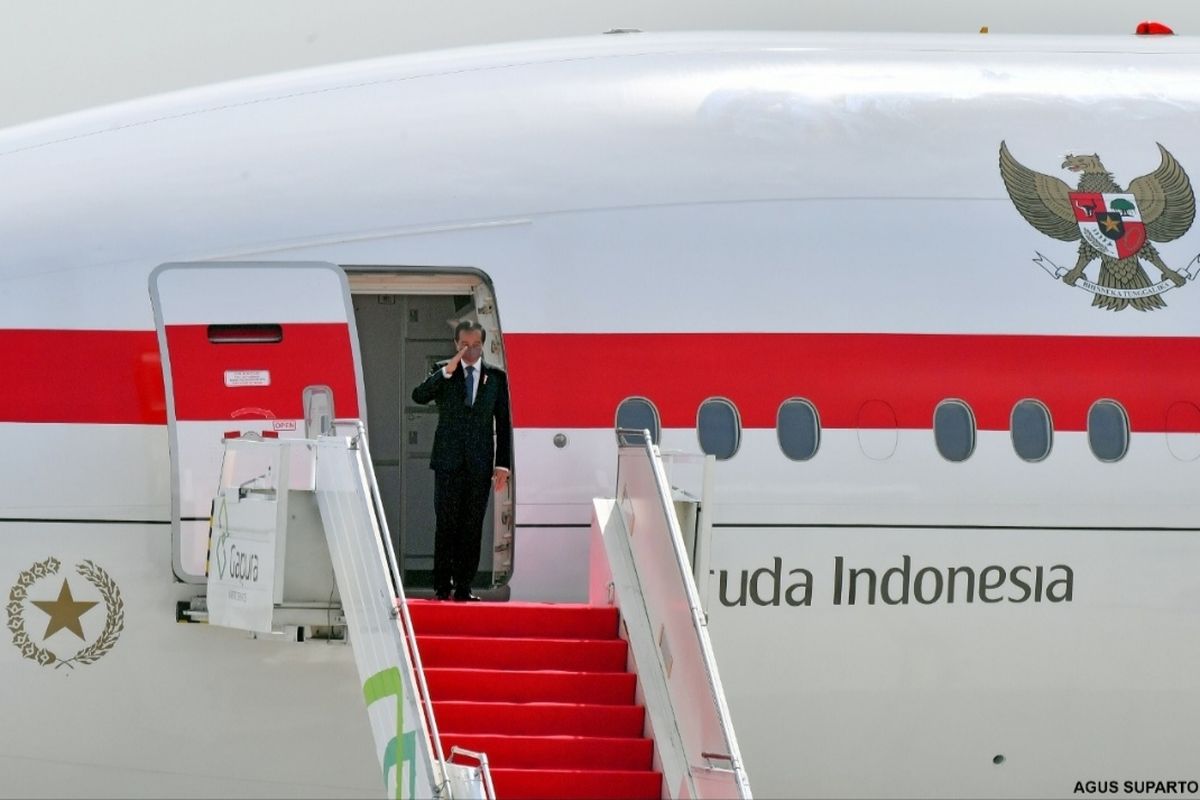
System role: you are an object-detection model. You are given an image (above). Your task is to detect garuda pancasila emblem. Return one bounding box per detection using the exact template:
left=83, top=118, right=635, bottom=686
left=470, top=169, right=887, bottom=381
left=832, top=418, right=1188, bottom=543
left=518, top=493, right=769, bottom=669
left=6, top=557, right=124, bottom=669
left=999, top=141, right=1197, bottom=311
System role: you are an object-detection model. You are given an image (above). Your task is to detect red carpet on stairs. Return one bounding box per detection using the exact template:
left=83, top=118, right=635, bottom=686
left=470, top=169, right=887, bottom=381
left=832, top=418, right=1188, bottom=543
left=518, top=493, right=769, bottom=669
left=408, top=600, right=663, bottom=800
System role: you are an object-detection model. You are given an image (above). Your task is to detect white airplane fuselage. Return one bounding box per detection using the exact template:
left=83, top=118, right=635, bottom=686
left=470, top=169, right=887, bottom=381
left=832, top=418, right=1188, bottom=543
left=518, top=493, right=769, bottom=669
left=1, top=32, right=1199, bottom=798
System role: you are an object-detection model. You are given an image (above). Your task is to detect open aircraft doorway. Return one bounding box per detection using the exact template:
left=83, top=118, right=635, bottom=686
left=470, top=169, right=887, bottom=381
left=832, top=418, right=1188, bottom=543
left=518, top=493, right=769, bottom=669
left=346, top=269, right=513, bottom=598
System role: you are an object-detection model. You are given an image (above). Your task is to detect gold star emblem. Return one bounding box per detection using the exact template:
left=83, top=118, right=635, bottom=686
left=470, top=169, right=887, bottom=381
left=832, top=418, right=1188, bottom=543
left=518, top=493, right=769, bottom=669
left=1101, top=216, right=1121, bottom=233
left=31, top=580, right=98, bottom=640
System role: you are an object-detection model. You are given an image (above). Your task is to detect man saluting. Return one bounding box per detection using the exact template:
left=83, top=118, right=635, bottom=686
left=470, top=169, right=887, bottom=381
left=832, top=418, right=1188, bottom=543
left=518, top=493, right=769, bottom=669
left=411, top=320, right=512, bottom=601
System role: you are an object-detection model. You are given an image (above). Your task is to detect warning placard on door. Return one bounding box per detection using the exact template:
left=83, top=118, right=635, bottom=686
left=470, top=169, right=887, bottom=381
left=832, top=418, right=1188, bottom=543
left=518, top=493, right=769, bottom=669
left=224, top=370, right=271, bottom=387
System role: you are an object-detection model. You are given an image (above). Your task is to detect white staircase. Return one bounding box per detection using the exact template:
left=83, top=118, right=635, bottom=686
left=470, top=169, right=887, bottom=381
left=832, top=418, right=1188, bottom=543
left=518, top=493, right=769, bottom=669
left=590, top=432, right=753, bottom=800
left=203, top=423, right=750, bottom=800
left=206, top=423, right=489, bottom=799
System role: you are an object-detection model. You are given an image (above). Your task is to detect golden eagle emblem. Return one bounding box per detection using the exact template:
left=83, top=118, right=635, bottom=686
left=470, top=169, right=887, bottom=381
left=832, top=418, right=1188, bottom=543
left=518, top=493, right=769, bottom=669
left=999, top=141, right=1197, bottom=311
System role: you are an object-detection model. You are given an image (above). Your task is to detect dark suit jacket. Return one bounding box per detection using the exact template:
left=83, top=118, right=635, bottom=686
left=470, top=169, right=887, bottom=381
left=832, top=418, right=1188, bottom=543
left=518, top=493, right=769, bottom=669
left=411, top=359, right=512, bottom=475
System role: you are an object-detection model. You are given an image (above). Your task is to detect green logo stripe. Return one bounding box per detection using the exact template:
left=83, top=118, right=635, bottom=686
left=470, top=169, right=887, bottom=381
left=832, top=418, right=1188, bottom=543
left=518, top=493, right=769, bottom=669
left=363, top=667, right=407, bottom=800
left=363, top=666, right=404, bottom=705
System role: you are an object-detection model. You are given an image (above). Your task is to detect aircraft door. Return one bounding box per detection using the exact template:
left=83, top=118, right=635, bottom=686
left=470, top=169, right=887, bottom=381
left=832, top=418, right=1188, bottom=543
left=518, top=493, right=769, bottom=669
left=471, top=282, right=514, bottom=584
left=149, top=262, right=365, bottom=582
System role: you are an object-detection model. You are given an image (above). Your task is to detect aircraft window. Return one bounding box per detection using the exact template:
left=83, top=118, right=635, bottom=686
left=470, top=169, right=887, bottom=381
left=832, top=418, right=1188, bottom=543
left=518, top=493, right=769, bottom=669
left=1011, top=399, right=1053, bottom=462
left=697, top=398, right=741, bottom=460
left=934, top=400, right=976, bottom=462
left=777, top=398, right=820, bottom=461
left=857, top=400, right=898, bottom=460
left=1165, top=401, right=1200, bottom=462
left=1088, top=400, right=1129, bottom=462
left=615, top=397, right=660, bottom=445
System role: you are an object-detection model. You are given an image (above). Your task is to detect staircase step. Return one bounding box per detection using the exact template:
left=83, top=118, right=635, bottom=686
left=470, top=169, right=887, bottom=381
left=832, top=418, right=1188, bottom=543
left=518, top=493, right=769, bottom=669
left=418, top=635, right=628, bottom=672
left=489, top=767, right=662, bottom=800
left=435, top=701, right=645, bottom=737
left=425, top=668, right=636, bottom=705
left=411, top=600, right=660, bottom=793
left=440, top=734, right=653, bottom=770
left=407, top=600, right=619, bottom=639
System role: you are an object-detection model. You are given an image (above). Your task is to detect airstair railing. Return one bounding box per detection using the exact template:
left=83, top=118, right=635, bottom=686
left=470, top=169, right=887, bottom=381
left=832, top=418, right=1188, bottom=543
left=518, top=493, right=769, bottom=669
left=448, top=747, right=497, bottom=800
left=611, top=428, right=753, bottom=799
left=337, top=419, right=458, bottom=797
left=655, top=448, right=716, bottom=600
left=208, top=424, right=465, bottom=797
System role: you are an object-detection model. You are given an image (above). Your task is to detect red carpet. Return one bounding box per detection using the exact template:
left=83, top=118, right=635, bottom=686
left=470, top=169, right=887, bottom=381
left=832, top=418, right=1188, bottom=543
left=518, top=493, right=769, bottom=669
left=409, top=600, right=662, bottom=800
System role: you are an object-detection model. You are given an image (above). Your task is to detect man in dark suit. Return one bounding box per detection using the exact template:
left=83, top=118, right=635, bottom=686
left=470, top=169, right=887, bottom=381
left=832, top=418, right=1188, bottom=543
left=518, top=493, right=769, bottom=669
left=411, top=320, right=512, bottom=601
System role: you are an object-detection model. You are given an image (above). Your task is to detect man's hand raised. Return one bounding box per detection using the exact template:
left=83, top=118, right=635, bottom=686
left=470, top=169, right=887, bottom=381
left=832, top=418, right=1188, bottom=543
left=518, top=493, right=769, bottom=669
left=445, top=345, right=468, bottom=375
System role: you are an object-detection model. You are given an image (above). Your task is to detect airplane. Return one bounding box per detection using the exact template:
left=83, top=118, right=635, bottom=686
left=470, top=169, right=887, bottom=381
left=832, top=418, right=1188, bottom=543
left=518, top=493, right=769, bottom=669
left=2, top=28, right=1199, bottom=799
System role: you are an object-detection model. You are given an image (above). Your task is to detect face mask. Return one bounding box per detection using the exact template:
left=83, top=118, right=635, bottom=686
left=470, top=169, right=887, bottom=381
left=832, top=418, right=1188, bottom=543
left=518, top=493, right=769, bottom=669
left=464, top=344, right=484, bottom=361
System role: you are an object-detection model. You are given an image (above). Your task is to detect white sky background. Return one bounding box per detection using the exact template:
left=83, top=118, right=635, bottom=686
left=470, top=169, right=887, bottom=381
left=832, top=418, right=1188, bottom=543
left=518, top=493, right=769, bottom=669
left=3, top=0, right=1199, bottom=128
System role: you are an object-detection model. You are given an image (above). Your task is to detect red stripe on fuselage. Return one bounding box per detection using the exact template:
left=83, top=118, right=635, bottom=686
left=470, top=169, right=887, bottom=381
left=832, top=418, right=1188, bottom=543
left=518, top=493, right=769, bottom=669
left=504, top=333, right=1200, bottom=432
left=3, top=329, right=1199, bottom=432
left=0, top=330, right=165, bottom=424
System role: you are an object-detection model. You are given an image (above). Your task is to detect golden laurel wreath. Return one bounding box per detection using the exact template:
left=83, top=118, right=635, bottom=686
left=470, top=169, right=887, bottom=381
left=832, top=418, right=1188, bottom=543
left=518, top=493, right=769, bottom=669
left=5, top=557, right=125, bottom=669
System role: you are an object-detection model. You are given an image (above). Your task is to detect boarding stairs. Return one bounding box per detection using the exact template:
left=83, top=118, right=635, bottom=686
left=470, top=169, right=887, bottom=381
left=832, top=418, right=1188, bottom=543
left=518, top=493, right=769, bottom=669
left=411, top=600, right=660, bottom=799
left=205, top=420, right=751, bottom=799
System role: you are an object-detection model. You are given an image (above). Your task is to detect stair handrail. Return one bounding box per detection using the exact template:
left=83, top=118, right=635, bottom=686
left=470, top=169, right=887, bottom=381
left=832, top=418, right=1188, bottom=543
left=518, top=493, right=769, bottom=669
left=615, top=428, right=753, bottom=799
left=448, top=747, right=497, bottom=800
left=338, top=419, right=451, bottom=798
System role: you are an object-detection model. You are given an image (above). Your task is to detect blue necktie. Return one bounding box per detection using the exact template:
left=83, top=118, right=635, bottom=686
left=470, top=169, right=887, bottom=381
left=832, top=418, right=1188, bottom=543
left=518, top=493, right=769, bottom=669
left=464, top=365, right=475, bottom=407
